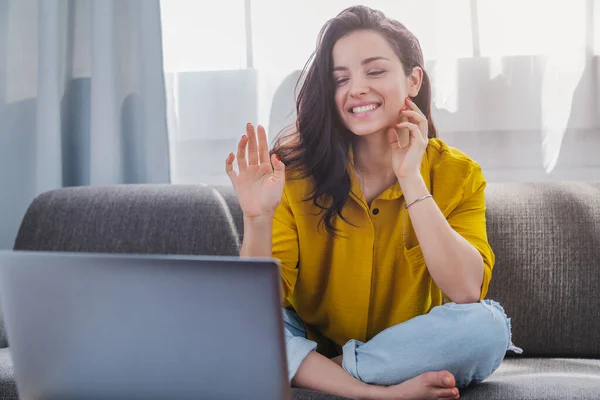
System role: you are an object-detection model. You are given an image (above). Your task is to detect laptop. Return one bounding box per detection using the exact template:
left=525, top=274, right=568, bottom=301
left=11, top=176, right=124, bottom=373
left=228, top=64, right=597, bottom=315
left=0, top=251, right=290, bottom=400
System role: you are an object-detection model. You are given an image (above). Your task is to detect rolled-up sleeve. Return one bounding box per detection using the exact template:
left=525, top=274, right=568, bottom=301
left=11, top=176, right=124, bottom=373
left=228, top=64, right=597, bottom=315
left=446, top=164, right=495, bottom=300
left=272, top=188, right=299, bottom=303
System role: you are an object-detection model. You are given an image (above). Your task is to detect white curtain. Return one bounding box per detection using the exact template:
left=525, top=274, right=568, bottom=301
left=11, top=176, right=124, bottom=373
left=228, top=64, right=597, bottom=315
left=0, top=0, right=170, bottom=249
left=160, top=0, right=600, bottom=185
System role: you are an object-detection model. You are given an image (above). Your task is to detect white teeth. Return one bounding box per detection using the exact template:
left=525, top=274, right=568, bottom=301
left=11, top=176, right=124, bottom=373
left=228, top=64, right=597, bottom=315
left=352, top=104, right=378, bottom=114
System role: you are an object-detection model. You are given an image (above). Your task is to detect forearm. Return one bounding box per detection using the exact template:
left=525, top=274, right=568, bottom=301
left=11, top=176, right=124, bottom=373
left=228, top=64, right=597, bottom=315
left=292, top=352, right=382, bottom=399
left=399, top=175, right=484, bottom=303
left=240, top=215, right=274, bottom=258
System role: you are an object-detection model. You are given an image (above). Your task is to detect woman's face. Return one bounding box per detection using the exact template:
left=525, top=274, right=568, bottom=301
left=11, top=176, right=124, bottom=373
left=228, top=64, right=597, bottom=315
left=332, top=30, right=418, bottom=137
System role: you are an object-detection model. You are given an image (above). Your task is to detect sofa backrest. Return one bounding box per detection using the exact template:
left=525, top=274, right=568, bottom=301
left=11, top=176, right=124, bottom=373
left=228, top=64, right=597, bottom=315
left=484, top=182, right=600, bottom=357
left=9, top=182, right=600, bottom=357
left=14, top=185, right=243, bottom=256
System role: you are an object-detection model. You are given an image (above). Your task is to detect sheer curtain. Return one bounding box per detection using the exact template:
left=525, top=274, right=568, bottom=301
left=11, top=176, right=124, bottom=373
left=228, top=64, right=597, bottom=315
left=160, top=0, right=600, bottom=185
left=0, top=0, right=170, bottom=249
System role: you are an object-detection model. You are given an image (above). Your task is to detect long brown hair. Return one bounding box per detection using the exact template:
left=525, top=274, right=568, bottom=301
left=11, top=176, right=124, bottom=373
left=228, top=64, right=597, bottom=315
left=272, top=5, right=437, bottom=236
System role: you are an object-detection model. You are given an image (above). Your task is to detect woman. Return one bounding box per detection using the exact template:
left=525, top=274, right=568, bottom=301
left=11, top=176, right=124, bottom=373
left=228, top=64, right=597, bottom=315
left=225, top=5, right=520, bottom=400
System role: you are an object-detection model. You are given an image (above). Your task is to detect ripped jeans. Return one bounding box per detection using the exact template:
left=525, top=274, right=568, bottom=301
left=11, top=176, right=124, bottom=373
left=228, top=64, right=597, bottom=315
left=283, top=300, right=522, bottom=387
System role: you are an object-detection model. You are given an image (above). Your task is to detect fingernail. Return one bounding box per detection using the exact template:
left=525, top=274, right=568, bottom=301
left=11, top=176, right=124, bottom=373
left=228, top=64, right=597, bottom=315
left=229, top=152, right=234, bottom=158
left=242, top=134, right=247, bottom=139
left=275, top=154, right=280, bottom=161
left=406, top=96, right=411, bottom=102
left=443, top=377, right=451, bottom=386
left=246, top=122, right=251, bottom=126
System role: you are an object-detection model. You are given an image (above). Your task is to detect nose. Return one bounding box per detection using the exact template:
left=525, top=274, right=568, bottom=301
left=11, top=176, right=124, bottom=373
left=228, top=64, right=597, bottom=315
left=348, top=77, right=369, bottom=98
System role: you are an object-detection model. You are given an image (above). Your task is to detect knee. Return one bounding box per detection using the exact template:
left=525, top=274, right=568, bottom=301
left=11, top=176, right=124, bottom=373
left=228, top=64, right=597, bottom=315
left=446, top=301, right=511, bottom=383
left=451, top=301, right=510, bottom=354
left=476, top=301, right=511, bottom=353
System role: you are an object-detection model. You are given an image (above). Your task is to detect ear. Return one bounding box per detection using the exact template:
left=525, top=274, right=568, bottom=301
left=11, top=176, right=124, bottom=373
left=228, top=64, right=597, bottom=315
left=406, top=66, right=423, bottom=97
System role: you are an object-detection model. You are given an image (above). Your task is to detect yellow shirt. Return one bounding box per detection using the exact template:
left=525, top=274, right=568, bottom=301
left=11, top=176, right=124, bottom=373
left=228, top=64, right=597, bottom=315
left=272, top=138, right=494, bottom=352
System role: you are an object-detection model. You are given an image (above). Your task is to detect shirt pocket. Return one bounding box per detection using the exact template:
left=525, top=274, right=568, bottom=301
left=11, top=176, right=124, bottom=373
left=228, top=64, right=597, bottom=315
left=399, top=244, right=448, bottom=303
left=397, top=244, right=427, bottom=274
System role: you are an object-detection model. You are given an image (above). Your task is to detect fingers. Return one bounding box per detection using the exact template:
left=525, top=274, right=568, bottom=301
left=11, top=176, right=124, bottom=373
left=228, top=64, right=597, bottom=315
left=388, top=125, right=410, bottom=150
left=225, top=152, right=237, bottom=180
left=236, top=133, right=249, bottom=171
left=406, top=96, right=425, bottom=117
left=396, top=121, right=419, bottom=133
left=234, top=123, right=271, bottom=175
left=397, top=114, right=411, bottom=148
left=271, top=153, right=285, bottom=182
left=400, top=109, right=426, bottom=123
left=396, top=121, right=426, bottom=144
left=246, top=123, right=259, bottom=165
left=387, top=127, right=400, bottom=150
left=401, top=109, right=428, bottom=141
left=257, top=125, right=270, bottom=164
left=403, top=97, right=428, bottom=140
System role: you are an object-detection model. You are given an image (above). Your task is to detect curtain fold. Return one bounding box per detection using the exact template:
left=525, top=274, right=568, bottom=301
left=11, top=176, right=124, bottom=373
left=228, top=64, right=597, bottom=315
left=0, top=0, right=170, bottom=249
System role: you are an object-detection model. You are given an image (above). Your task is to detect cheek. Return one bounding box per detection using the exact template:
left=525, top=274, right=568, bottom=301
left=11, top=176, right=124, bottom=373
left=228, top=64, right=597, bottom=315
left=382, top=87, right=406, bottom=114
left=386, top=97, right=404, bottom=114
left=379, top=97, right=404, bottom=126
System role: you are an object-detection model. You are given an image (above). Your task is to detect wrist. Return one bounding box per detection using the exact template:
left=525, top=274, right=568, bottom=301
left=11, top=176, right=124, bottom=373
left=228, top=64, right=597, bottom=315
left=398, top=174, right=429, bottom=202
left=243, top=214, right=275, bottom=226
left=397, top=173, right=424, bottom=186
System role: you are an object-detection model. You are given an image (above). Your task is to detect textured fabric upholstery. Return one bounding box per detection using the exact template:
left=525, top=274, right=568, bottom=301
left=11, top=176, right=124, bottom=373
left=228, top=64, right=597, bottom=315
left=292, top=389, right=351, bottom=400
left=14, top=185, right=243, bottom=256
left=0, top=350, right=17, bottom=399
left=3, top=182, right=599, bottom=400
left=485, top=182, right=600, bottom=357
left=461, top=358, right=600, bottom=400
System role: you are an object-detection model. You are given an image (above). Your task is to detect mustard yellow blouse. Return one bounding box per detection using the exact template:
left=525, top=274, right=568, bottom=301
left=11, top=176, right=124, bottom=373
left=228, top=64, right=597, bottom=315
left=272, top=138, right=494, bottom=351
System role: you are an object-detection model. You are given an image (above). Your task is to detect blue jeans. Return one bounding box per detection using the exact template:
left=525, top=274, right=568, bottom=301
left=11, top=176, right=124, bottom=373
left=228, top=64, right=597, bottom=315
left=283, top=300, right=522, bottom=387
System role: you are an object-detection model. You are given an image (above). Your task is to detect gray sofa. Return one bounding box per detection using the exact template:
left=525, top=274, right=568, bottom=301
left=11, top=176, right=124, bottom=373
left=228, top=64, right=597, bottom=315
left=1, top=182, right=599, bottom=399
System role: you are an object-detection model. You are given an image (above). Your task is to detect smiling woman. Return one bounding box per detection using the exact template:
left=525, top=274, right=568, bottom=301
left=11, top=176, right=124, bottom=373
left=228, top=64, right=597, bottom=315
left=226, top=6, right=536, bottom=399
left=225, top=5, right=521, bottom=400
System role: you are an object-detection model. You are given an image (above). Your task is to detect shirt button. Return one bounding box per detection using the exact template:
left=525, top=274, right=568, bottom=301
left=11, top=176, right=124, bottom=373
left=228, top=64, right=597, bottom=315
left=372, top=208, right=380, bottom=215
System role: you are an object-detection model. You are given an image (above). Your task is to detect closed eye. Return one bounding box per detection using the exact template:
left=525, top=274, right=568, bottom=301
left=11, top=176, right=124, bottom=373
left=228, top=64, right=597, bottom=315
left=368, top=70, right=385, bottom=76
left=335, top=78, right=349, bottom=86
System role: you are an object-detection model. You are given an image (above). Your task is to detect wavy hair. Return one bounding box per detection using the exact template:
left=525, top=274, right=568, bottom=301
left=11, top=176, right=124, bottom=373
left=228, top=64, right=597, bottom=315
left=271, top=5, right=437, bottom=236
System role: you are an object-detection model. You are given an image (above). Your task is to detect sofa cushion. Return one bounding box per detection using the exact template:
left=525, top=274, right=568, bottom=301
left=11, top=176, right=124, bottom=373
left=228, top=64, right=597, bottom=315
left=0, top=349, right=17, bottom=399
left=292, top=389, right=350, bottom=399
left=484, top=182, right=600, bottom=357
left=461, top=357, right=600, bottom=400
left=14, top=185, right=243, bottom=256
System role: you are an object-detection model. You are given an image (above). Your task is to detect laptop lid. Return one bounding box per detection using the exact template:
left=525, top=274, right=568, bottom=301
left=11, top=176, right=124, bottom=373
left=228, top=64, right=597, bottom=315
left=0, top=251, right=290, bottom=400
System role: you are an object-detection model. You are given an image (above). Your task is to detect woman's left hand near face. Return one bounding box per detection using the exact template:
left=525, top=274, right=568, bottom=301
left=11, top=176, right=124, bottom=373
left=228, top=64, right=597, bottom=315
left=387, top=97, right=429, bottom=180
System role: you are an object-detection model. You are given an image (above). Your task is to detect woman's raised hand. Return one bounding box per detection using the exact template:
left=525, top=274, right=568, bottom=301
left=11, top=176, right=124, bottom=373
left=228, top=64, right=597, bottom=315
left=226, top=123, right=286, bottom=219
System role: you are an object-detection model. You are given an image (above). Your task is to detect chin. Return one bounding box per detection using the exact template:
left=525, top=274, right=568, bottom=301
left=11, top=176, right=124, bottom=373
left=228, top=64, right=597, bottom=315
left=346, top=122, right=389, bottom=137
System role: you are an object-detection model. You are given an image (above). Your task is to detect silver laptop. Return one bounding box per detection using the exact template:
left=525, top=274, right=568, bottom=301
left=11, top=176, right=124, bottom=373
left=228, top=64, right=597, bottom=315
left=0, top=251, right=290, bottom=400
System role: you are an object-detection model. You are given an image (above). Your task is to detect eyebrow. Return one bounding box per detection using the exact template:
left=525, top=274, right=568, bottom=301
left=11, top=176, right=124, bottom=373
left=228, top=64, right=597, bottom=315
left=333, top=56, right=390, bottom=71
